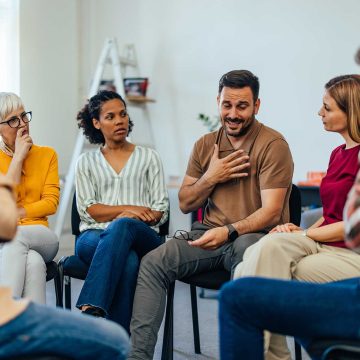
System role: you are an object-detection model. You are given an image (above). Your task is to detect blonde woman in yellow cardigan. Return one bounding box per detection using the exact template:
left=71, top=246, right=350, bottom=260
left=0, top=92, right=59, bottom=304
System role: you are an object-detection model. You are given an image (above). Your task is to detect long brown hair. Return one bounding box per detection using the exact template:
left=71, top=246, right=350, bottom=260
left=325, top=75, right=360, bottom=143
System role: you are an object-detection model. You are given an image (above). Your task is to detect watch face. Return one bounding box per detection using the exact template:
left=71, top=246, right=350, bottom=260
left=227, top=224, right=238, bottom=241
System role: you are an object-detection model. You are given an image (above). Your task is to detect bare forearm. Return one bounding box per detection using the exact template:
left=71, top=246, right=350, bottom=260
left=148, top=210, right=163, bottom=226
left=233, top=206, right=282, bottom=235
left=308, top=216, right=325, bottom=229
left=87, top=204, right=161, bottom=224
left=87, top=204, right=135, bottom=222
left=178, top=176, right=215, bottom=213
left=306, top=221, right=344, bottom=242
left=6, top=157, right=23, bottom=184
left=0, top=188, right=17, bottom=240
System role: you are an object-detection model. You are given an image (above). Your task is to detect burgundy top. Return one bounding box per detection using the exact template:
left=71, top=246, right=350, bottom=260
left=319, top=144, right=360, bottom=247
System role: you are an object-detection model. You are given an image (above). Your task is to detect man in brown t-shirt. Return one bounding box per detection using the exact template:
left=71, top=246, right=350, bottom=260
left=129, top=70, right=293, bottom=360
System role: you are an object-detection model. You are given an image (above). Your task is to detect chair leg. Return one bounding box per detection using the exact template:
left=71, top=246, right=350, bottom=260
left=294, top=339, right=302, bottom=360
left=162, top=281, right=175, bottom=360
left=54, top=269, right=62, bottom=307
left=199, top=287, right=205, bottom=298
left=57, top=257, right=66, bottom=308
left=190, top=284, right=201, bottom=354
left=64, top=276, right=72, bottom=310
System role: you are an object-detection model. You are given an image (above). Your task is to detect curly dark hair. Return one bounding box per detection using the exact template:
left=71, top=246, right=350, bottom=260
left=77, top=90, right=134, bottom=145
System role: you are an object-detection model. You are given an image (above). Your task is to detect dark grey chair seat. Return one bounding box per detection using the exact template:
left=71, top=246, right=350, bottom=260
left=307, top=339, right=360, bottom=360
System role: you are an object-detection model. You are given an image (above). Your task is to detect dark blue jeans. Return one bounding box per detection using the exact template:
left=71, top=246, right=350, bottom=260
left=219, top=277, right=360, bottom=360
left=0, top=302, right=129, bottom=359
left=76, top=218, right=161, bottom=334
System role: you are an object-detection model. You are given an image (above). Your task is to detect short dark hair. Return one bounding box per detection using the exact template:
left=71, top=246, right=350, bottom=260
left=77, top=90, right=134, bottom=145
left=218, top=70, right=260, bottom=101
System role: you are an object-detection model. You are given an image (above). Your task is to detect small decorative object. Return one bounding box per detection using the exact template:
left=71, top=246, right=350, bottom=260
left=298, top=171, right=326, bottom=186
left=197, top=113, right=220, bottom=132
left=99, top=80, right=117, bottom=92
left=123, top=77, right=148, bottom=97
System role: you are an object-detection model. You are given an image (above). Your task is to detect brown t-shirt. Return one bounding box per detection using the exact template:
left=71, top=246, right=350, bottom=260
left=186, top=120, right=294, bottom=230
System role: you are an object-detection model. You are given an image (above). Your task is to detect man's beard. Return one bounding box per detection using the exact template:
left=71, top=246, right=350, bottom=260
left=223, top=114, right=255, bottom=137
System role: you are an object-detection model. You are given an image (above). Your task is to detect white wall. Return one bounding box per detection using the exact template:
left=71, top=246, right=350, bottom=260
left=79, top=0, right=360, bottom=182
left=19, top=0, right=80, bottom=176
left=19, top=0, right=360, bottom=183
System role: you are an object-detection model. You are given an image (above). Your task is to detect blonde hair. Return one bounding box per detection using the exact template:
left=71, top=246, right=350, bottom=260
left=325, top=75, right=360, bottom=143
left=0, top=92, right=24, bottom=123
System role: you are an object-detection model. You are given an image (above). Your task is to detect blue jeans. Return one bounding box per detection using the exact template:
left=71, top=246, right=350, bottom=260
left=76, top=218, right=161, bottom=333
left=219, top=277, right=360, bottom=360
left=0, top=302, right=129, bottom=359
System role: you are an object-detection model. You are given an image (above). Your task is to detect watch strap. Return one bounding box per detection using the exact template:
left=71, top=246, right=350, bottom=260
left=226, top=224, right=239, bottom=242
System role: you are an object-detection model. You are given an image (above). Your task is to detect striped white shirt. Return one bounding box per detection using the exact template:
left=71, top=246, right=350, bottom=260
left=75, top=145, right=169, bottom=232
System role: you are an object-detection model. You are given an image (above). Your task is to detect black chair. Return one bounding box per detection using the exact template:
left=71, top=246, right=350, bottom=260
left=3, top=356, right=72, bottom=360
left=46, top=260, right=62, bottom=307
left=58, top=192, right=169, bottom=309
left=161, top=184, right=302, bottom=360
left=305, top=339, right=360, bottom=359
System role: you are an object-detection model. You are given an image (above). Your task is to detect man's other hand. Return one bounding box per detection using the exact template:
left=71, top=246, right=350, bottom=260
left=189, top=226, right=228, bottom=250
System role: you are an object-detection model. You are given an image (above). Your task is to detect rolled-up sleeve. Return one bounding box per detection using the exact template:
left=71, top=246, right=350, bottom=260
left=148, top=150, right=169, bottom=226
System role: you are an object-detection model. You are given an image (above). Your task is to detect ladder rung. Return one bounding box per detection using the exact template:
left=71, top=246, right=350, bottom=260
left=119, top=57, right=137, bottom=67
left=105, top=57, right=137, bottom=67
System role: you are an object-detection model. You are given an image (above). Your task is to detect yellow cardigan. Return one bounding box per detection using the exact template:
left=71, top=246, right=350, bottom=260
left=0, top=145, right=60, bottom=227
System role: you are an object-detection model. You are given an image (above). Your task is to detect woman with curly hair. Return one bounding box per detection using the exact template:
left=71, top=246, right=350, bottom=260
left=75, top=90, right=169, bottom=334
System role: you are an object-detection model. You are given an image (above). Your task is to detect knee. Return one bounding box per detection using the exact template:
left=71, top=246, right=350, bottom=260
left=123, top=251, right=140, bottom=275
left=219, top=278, right=254, bottom=314
left=253, top=233, right=288, bottom=255
left=293, top=257, right=320, bottom=282
left=139, top=247, right=162, bottom=275
left=139, top=240, right=176, bottom=276
left=109, top=217, right=141, bottom=232
left=104, top=218, right=143, bottom=244
left=27, top=250, right=46, bottom=274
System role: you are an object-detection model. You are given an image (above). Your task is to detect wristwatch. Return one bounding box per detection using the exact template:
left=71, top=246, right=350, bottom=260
left=226, top=224, right=239, bottom=242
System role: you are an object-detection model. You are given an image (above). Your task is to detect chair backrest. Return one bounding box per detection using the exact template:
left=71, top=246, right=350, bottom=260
left=289, top=184, right=302, bottom=226
left=159, top=213, right=170, bottom=238
left=71, top=192, right=81, bottom=237
left=71, top=191, right=169, bottom=238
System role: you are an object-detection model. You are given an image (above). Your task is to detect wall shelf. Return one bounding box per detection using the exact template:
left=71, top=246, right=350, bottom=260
left=126, top=95, right=155, bottom=103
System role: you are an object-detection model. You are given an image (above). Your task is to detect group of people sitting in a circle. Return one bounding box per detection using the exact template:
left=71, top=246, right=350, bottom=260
left=0, top=70, right=360, bottom=360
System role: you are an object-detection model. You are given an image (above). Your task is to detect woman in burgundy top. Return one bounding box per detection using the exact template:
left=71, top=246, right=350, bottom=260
left=233, top=74, right=360, bottom=360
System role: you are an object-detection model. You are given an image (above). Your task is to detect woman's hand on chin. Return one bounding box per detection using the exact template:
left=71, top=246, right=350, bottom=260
left=13, top=127, right=32, bottom=162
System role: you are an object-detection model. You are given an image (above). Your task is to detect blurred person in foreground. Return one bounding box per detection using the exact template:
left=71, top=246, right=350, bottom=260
left=0, top=172, right=129, bottom=359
